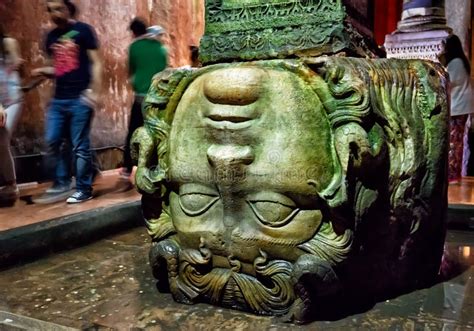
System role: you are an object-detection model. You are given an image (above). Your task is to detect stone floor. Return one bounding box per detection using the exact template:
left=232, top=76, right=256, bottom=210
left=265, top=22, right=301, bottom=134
left=0, top=170, right=139, bottom=231
left=449, top=177, right=474, bottom=206
left=0, top=226, right=473, bottom=330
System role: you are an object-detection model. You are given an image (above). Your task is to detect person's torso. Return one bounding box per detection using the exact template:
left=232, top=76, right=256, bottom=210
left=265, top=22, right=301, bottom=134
left=130, top=39, right=167, bottom=95
left=46, top=21, right=97, bottom=99
left=0, top=38, right=21, bottom=106
left=448, top=58, right=473, bottom=116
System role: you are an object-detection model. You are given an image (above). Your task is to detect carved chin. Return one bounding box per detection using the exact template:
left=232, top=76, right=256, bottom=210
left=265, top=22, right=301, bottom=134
left=150, top=238, right=341, bottom=316
left=178, top=245, right=294, bottom=315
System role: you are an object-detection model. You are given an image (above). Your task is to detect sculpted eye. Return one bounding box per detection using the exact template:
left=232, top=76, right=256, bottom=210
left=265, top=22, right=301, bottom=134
left=247, top=192, right=299, bottom=228
left=179, top=193, right=219, bottom=217
left=178, top=184, right=220, bottom=217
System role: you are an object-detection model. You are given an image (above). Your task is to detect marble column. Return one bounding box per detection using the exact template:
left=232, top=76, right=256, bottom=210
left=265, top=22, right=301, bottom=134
left=445, top=0, right=471, bottom=55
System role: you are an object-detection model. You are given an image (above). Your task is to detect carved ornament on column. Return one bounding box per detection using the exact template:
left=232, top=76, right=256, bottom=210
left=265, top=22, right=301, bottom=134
left=385, top=0, right=452, bottom=62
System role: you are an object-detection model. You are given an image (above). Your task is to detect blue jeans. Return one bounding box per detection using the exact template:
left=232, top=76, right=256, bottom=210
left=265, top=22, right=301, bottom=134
left=45, top=98, right=93, bottom=193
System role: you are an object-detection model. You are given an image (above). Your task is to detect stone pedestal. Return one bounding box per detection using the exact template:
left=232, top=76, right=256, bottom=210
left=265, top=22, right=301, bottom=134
left=385, top=29, right=450, bottom=61
left=384, top=0, right=451, bottom=61
left=199, top=0, right=380, bottom=64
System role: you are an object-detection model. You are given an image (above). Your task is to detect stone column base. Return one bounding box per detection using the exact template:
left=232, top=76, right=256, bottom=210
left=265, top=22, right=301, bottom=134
left=384, top=29, right=451, bottom=62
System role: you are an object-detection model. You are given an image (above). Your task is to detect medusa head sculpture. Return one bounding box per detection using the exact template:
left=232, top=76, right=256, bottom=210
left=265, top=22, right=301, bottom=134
left=131, top=57, right=448, bottom=323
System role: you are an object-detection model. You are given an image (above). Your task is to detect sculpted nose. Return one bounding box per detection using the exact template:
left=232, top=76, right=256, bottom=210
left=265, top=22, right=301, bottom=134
left=207, top=144, right=254, bottom=168
left=207, top=144, right=254, bottom=186
left=203, top=67, right=264, bottom=106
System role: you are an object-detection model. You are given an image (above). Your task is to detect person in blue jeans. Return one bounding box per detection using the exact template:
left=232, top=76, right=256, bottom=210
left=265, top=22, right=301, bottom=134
left=32, top=0, right=102, bottom=203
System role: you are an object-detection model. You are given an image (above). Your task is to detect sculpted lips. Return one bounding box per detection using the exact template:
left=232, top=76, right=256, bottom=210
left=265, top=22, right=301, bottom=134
left=202, top=67, right=264, bottom=129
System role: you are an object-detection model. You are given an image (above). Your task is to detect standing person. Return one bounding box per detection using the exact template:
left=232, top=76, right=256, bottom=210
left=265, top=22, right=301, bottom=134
left=32, top=0, right=102, bottom=203
left=189, top=45, right=201, bottom=68
left=0, top=24, right=23, bottom=205
left=116, top=18, right=167, bottom=191
left=439, top=34, right=473, bottom=183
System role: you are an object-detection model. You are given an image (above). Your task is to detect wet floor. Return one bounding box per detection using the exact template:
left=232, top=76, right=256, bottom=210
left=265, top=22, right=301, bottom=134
left=0, top=227, right=473, bottom=330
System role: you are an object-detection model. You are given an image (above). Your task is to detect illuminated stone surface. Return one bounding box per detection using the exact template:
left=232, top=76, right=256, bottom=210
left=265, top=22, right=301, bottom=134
left=131, top=0, right=449, bottom=323
left=132, top=57, right=449, bottom=323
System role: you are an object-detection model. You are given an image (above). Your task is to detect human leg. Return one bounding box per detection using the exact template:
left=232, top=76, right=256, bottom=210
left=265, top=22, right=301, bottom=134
left=0, top=127, right=12, bottom=185
left=0, top=103, right=22, bottom=202
left=44, top=99, right=72, bottom=189
left=0, top=103, right=21, bottom=184
left=462, top=115, right=471, bottom=177
left=449, top=115, right=468, bottom=182
left=67, top=98, right=93, bottom=202
left=0, top=127, right=19, bottom=202
left=115, top=97, right=143, bottom=192
left=123, top=97, right=144, bottom=175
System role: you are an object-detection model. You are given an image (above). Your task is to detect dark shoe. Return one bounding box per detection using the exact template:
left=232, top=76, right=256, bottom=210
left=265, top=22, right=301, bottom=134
left=34, top=189, right=74, bottom=205
left=0, top=185, right=19, bottom=199
left=66, top=191, right=93, bottom=204
left=0, top=185, right=20, bottom=207
left=45, top=182, right=72, bottom=194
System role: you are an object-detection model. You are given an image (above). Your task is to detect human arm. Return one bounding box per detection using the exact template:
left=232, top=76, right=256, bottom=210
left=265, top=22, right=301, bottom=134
left=85, top=49, right=102, bottom=104
left=163, top=46, right=168, bottom=68
left=31, top=57, right=55, bottom=78
left=0, top=104, right=6, bottom=128
left=4, top=37, right=24, bottom=71
left=79, top=24, right=102, bottom=106
left=128, top=44, right=135, bottom=79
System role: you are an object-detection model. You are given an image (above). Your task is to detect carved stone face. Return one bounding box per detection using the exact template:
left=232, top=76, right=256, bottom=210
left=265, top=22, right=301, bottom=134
left=136, top=58, right=448, bottom=320
left=168, top=65, right=338, bottom=266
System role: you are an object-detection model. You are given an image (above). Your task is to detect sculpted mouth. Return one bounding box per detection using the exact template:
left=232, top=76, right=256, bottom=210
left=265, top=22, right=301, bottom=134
left=207, top=114, right=251, bottom=123
left=204, top=111, right=256, bottom=130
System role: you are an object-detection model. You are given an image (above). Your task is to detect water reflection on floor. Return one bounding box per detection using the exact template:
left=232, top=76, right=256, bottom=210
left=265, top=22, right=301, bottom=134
left=436, top=231, right=474, bottom=326
left=0, top=227, right=473, bottom=330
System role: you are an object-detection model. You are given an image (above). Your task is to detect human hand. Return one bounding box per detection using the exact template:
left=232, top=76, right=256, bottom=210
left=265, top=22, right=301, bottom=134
left=81, top=89, right=99, bottom=109
left=0, top=106, right=7, bottom=128
left=31, top=68, right=44, bottom=77
left=31, top=67, right=54, bottom=78
left=10, top=58, right=25, bottom=71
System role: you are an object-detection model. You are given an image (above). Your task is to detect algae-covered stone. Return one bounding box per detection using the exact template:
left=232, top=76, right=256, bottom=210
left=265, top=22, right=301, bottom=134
left=133, top=58, right=448, bottom=322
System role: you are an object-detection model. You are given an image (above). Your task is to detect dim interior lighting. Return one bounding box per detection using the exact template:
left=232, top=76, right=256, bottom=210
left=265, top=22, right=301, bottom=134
left=462, top=246, right=471, bottom=259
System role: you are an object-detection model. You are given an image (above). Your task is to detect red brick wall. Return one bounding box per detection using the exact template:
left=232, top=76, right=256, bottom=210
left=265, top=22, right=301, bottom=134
left=0, top=0, right=204, bottom=158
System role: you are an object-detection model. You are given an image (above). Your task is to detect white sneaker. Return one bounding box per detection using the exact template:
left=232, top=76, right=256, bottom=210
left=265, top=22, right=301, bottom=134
left=66, top=191, right=93, bottom=204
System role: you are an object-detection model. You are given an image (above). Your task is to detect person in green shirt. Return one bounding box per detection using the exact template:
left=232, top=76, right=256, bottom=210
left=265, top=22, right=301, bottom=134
left=117, top=18, right=167, bottom=191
